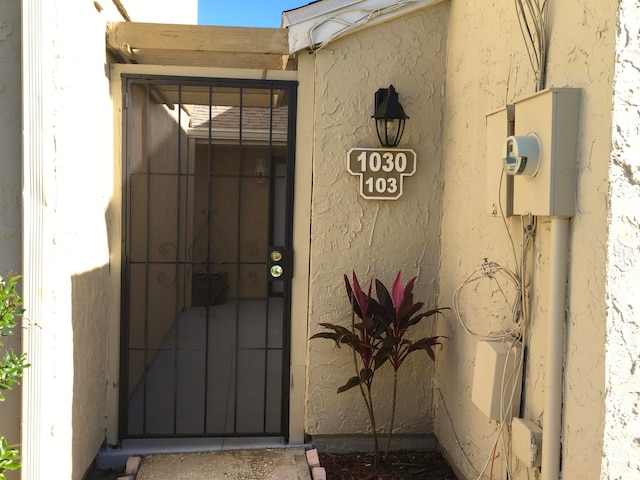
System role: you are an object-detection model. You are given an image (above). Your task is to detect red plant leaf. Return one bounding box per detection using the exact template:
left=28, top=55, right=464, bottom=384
left=351, top=272, right=370, bottom=319
left=374, top=350, right=390, bottom=370
left=309, top=332, right=341, bottom=341
left=406, top=336, right=446, bottom=361
left=397, top=277, right=417, bottom=320
left=381, top=336, right=401, bottom=347
left=360, top=368, right=374, bottom=383
left=403, top=276, right=416, bottom=297
left=337, top=376, right=361, bottom=393
left=374, top=279, right=395, bottom=320
left=391, top=271, right=404, bottom=316
left=405, top=307, right=449, bottom=328
left=354, top=317, right=376, bottom=331
left=344, top=274, right=363, bottom=319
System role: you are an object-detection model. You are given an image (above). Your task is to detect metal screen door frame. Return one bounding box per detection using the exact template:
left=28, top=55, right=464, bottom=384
left=119, top=74, right=297, bottom=440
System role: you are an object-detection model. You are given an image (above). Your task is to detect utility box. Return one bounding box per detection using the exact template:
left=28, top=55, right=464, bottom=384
left=512, top=417, right=543, bottom=468
left=471, top=340, right=523, bottom=421
left=512, top=88, right=581, bottom=216
left=485, top=105, right=515, bottom=217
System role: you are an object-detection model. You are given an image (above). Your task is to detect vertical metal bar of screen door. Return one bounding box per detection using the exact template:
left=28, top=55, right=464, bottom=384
left=120, top=76, right=296, bottom=439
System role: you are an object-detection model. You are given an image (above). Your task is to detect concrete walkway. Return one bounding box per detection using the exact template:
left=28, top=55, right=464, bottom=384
left=134, top=449, right=310, bottom=480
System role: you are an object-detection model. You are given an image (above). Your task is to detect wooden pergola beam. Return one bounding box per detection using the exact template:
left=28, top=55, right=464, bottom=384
left=131, top=50, right=286, bottom=70
left=106, top=22, right=289, bottom=55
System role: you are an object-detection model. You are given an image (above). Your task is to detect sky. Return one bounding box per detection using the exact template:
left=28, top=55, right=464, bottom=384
left=198, top=1, right=306, bottom=28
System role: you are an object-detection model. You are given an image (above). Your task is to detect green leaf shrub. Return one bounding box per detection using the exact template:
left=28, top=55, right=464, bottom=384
left=0, top=275, right=29, bottom=479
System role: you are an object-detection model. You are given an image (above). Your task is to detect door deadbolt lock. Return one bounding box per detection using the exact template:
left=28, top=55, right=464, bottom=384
left=271, top=251, right=283, bottom=262
left=270, top=265, right=284, bottom=278
left=268, top=247, right=292, bottom=280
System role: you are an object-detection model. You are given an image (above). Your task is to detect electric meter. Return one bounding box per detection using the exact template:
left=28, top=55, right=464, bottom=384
left=503, top=134, right=540, bottom=177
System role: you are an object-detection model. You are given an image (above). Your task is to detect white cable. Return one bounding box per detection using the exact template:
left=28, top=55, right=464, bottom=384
left=306, top=1, right=422, bottom=53
left=500, top=335, right=525, bottom=477
left=498, top=169, right=520, bottom=275
left=450, top=169, right=537, bottom=479
left=436, top=387, right=481, bottom=476
left=473, top=421, right=506, bottom=480
left=515, top=0, right=548, bottom=91
left=452, top=260, right=523, bottom=340
left=502, top=217, right=536, bottom=478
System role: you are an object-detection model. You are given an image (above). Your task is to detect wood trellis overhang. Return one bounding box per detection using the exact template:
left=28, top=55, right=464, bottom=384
left=106, top=22, right=296, bottom=108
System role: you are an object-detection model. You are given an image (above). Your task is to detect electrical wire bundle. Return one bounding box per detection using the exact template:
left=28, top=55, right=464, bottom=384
left=515, top=0, right=549, bottom=92
left=305, top=0, right=424, bottom=53
left=442, top=168, right=537, bottom=479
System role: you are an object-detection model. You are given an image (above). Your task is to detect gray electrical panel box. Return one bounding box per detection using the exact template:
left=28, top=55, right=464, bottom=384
left=512, top=88, right=581, bottom=217
left=486, top=105, right=515, bottom=217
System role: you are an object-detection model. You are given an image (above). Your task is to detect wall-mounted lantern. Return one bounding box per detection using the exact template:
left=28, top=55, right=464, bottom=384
left=255, top=158, right=267, bottom=184
left=372, top=85, right=409, bottom=147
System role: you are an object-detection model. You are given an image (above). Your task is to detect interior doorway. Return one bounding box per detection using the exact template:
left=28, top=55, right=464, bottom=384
left=119, top=75, right=297, bottom=438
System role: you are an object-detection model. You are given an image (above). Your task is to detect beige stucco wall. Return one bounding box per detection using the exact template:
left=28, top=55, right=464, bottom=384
left=602, top=1, right=640, bottom=478
left=125, top=86, right=191, bottom=397
left=38, top=2, right=120, bottom=478
left=0, top=3, right=23, bottom=480
left=437, top=1, right=615, bottom=480
left=305, top=3, right=449, bottom=440
left=9, top=0, right=629, bottom=478
left=19, top=1, right=197, bottom=479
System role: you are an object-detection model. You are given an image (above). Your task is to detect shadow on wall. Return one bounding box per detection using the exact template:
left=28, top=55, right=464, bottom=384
left=71, top=264, right=110, bottom=480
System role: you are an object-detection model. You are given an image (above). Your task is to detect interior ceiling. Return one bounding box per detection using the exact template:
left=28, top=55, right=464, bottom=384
left=106, top=22, right=295, bottom=108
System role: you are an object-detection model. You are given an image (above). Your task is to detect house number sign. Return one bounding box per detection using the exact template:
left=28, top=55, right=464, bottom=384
left=347, top=148, right=416, bottom=200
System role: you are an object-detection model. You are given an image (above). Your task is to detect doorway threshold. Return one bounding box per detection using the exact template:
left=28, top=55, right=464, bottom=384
left=96, top=436, right=301, bottom=469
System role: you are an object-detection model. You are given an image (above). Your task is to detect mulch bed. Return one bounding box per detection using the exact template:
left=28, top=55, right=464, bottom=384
left=83, top=467, right=123, bottom=480
left=318, top=450, right=458, bottom=480
left=84, top=450, right=458, bottom=480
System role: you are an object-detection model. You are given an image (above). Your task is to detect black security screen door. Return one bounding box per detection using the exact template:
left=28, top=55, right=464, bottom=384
left=120, top=76, right=297, bottom=438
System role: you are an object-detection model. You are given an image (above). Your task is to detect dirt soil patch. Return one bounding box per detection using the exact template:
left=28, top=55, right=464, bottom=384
left=83, top=467, right=123, bottom=480
left=318, top=450, right=458, bottom=480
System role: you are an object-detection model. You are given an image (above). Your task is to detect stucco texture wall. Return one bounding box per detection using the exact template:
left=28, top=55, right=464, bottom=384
left=29, top=1, right=198, bottom=478
left=43, top=2, right=117, bottom=478
left=305, top=3, right=449, bottom=439
left=602, top=1, right=640, bottom=478
left=437, top=1, right=615, bottom=480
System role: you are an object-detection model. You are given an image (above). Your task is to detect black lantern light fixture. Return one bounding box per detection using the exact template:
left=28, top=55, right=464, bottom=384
left=372, top=85, right=409, bottom=147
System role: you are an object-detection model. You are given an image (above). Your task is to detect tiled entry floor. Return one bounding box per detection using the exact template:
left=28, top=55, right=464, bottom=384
left=135, top=448, right=310, bottom=480
left=89, top=438, right=308, bottom=477
left=126, top=300, right=285, bottom=436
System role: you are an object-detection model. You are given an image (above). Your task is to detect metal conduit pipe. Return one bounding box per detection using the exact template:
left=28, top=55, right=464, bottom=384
left=541, top=217, right=570, bottom=480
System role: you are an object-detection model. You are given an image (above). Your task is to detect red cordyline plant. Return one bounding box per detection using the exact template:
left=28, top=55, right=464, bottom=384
left=311, top=271, right=447, bottom=473
left=374, top=272, right=447, bottom=458
left=311, top=273, right=386, bottom=470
